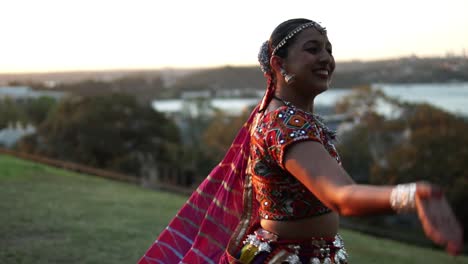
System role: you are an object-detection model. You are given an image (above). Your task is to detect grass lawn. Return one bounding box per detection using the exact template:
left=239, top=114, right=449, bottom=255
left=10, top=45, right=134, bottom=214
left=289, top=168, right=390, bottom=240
left=1, top=154, right=466, bottom=264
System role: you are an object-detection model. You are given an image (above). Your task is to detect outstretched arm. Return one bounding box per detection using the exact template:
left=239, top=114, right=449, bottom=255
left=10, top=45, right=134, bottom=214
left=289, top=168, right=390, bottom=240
left=284, top=141, right=463, bottom=255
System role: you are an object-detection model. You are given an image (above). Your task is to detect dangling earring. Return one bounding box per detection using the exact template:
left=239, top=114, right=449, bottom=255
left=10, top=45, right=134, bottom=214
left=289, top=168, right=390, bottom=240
left=280, top=67, right=295, bottom=84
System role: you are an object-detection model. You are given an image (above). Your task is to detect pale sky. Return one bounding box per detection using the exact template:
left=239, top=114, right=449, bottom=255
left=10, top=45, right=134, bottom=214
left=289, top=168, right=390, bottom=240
left=1, top=0, right=467, bottom=73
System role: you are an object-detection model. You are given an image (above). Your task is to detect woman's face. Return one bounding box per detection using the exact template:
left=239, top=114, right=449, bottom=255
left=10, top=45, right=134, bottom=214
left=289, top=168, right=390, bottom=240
left=282, top=27, right=335, bottom=96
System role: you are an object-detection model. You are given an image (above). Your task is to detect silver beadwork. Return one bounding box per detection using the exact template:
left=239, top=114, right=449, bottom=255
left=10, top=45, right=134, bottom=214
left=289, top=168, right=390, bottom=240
left=310, top=257, right=321, bottom=264
left=273, top=96, right=337, bottom=141
left=243, top=229, right=350, bottom=264
left=258, top=241, right=272, bottom=252
left=320, top=247, right=325, bottom=256
left=285, top=253, right=301, bottom=264
left=272, top=21, right=326, bottom=56
left=333, top=234, right=344, bottom=248
left=258, top=20, right=326, bottom=74
left=243, top=234, right=272, bottom=254
left=334, top=248, right=349, bottom=264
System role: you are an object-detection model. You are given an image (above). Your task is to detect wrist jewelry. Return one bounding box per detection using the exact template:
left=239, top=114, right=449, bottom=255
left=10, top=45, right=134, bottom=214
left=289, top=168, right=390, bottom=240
left=390, top=183, right=417, bottom=213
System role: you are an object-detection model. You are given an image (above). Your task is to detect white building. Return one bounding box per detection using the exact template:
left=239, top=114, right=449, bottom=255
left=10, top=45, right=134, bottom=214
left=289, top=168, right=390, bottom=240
left=0, top=122, right=36, bottom=148
left=0, top=86, right=66, bottom=101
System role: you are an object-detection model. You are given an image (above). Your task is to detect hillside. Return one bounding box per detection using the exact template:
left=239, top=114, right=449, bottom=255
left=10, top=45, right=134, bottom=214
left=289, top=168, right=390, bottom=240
left=1, top=56, right=467, bottom=97
left=1, top=154, right=466, bottom=263
left=169, top=57, right=468, bottom=91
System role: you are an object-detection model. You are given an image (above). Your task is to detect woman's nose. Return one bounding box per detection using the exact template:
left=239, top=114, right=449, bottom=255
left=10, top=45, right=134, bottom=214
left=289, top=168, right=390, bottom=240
left=318, top=49, right=332, bottom=64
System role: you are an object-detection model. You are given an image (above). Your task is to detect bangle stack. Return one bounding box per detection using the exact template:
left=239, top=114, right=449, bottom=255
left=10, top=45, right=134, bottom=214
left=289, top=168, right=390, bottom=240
left=390, top=183, right=417, bottom=213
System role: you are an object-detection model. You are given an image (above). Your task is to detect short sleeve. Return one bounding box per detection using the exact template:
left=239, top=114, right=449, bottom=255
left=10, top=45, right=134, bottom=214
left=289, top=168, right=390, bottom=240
left=264, top=106, right=323, bottom=170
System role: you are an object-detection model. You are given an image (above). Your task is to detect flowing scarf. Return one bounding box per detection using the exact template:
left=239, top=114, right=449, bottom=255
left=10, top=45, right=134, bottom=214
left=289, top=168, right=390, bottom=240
left=138, top=73, right=276, bottom=263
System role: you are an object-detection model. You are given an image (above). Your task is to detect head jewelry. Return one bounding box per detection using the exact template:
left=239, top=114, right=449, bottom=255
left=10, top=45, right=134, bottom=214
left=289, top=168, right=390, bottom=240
left=258, top=21, right=326, bottom=74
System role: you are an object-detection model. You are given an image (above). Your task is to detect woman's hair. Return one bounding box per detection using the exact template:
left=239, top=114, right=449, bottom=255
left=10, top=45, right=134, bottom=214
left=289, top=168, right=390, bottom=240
left=258, top=18, right=326, bottom=75
left=269, top=18, right=313, bottom=58
left=257, top=18, right=325, bottom=112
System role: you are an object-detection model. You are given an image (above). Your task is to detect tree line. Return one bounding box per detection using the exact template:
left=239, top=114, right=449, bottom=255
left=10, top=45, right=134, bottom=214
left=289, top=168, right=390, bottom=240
left=335, top=86, right=468, bottom=241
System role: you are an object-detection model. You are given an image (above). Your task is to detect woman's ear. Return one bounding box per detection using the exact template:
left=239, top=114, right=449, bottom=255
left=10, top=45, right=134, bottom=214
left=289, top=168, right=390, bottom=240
left=270, top=55, right=284, bottom=74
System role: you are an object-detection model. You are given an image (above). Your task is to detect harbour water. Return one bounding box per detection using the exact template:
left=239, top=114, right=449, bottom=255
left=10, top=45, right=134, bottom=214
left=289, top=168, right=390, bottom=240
left=152, top=82, right=468, bottom=117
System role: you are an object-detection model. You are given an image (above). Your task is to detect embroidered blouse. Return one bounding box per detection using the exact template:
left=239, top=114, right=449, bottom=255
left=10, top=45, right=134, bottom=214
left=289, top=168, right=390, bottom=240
left=249, top=105, right=341, bottom=221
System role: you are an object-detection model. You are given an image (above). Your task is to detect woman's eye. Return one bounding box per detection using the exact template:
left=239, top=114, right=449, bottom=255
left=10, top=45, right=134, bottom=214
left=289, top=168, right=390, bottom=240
left=306, top=47, right=319, bottom=54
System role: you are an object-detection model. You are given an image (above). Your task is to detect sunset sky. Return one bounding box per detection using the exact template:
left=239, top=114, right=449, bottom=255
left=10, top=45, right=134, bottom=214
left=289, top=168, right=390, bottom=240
left=1, top=0, right=467, bottom=73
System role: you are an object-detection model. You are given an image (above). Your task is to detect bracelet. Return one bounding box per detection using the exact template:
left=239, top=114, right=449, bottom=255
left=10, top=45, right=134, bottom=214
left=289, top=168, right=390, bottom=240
left=390, top=183, right=417, bottom=213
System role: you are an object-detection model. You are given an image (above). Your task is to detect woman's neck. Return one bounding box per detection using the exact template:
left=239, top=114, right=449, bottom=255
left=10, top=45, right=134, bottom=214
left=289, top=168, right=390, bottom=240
left=274, top=87, right=315, bottom=114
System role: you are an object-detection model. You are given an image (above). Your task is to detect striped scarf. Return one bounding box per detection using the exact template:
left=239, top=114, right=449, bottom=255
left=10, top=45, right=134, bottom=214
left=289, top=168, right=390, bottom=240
left=138, top=103, right=267, bottom=263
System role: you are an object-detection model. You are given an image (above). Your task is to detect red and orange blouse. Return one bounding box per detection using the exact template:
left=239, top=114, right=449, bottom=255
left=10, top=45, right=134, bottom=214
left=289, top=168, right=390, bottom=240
left=249, top=105, right=341, bottom=221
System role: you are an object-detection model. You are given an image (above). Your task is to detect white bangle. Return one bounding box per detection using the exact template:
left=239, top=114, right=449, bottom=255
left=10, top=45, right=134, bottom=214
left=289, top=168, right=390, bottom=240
left=390, top=183, right=417, bottom=213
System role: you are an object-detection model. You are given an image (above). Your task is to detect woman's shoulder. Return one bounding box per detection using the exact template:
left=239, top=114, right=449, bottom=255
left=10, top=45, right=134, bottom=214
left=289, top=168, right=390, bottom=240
left=261, top=105, right=317, bottom=129
left=254, top=105, right=323, bottom=144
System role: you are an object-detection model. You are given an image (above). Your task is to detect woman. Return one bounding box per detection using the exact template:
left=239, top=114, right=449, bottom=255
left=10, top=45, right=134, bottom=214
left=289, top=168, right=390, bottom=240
left=139, top=18, right=463, bottom=264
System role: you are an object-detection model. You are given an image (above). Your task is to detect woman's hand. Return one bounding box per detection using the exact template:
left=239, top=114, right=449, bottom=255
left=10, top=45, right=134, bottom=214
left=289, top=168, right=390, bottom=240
left=415, top=182, right=464, bottom=255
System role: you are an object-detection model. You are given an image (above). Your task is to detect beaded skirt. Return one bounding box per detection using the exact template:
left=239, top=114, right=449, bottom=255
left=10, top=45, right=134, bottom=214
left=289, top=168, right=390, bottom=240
left=237, top=228, right=348, bottom=264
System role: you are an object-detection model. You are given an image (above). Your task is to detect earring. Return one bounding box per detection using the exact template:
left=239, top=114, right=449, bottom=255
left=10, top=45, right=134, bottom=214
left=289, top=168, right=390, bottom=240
left=280, top=67, right=295, bottom=83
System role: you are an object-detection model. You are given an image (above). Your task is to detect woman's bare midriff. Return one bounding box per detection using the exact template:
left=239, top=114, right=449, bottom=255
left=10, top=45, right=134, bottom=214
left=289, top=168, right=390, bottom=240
left=260, top=211, right=339, bottom=239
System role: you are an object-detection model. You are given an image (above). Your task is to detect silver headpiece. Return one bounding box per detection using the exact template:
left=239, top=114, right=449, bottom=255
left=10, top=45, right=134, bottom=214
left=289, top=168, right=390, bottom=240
left=272, top=21, right=326, bottom=56
left=258, top=21, right=326, bottom=74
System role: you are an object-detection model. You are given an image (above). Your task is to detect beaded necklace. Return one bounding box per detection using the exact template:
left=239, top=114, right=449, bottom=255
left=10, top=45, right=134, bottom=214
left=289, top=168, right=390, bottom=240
left=272, top=95, right=337, bottom=141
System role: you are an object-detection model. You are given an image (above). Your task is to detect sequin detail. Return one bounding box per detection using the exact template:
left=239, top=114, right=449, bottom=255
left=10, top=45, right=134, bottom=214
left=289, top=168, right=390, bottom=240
left=238, top=228, right=348, bottom=263
left=249, top=106, right=341, bottom=220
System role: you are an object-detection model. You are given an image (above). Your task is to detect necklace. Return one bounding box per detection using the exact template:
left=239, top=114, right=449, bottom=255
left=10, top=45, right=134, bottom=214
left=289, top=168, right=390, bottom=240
left=271, top=95, right=337, bottom=140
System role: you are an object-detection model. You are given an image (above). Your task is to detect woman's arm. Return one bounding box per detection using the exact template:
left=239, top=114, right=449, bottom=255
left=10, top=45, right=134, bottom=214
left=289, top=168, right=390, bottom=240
left=284, top=140, right=463, bottom=255
left=284, top=141, right=393, bottom=216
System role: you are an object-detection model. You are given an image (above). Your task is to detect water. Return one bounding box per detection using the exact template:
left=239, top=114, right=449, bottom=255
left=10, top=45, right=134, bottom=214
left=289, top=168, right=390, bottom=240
left=152, top=82, right=468, bottom=117
left=152, top=98, right=260, bottom=115
left=375, top=83, right=468, bottom=116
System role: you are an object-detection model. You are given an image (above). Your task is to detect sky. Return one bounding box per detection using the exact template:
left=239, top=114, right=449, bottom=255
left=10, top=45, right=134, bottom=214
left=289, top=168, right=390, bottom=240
left=1, top=0, right=467, bottom=73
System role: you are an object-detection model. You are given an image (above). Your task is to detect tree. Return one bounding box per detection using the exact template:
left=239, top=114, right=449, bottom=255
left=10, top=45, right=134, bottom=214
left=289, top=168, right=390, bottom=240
left=18, top=94, right=181, bottom=176
left=21, top=96, right=57, bottom=126
left=202, top=109, right=251, bottom=164
left=369, top=104, right=468, bottom=233
left=336, top=87, right=468, bottom=238
left=0, top=98, right=27, bottom=129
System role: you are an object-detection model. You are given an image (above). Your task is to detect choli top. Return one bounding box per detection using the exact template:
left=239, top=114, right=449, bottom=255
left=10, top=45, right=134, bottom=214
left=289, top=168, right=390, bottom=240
left=249, top=105, right=341, bottom=221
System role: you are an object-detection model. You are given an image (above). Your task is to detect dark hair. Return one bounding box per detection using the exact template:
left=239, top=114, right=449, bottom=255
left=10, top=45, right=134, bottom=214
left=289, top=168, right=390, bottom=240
left=269, top=18, right=313, bottom=58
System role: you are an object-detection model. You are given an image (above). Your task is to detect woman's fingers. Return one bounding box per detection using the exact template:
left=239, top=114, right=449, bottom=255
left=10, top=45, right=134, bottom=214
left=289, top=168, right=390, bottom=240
left=416, top=193, right=464, bottom=255
left=437, top=197, right=464, bottom=254
left=416, top=196, right=446, bottom=245
left=447, top=240, right=463, bottom=256
left=416, top=182, right=443, bottom=199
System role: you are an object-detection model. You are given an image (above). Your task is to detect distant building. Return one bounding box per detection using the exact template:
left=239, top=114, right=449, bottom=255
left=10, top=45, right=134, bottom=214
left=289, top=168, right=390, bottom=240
left=153, top=90, right=260, bottom=118
left=180, top=90, right=212, bottom=99
left=0, top=122, right=36, bottom=148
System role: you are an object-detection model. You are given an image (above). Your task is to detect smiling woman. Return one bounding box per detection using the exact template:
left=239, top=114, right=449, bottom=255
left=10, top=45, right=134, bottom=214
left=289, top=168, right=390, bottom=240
left=138, top=18, right=463, bottom=264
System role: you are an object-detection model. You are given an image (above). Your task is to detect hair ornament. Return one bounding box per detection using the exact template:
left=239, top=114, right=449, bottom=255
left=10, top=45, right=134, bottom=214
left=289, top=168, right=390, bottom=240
left=271, top=21, right=326, bottom=56
left=258, top=21, right=326, bottom=74
left=258, top=40, right=271, bottom=74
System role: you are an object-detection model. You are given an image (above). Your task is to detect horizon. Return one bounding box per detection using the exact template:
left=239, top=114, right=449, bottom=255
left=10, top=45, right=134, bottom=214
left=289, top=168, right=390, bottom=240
left=1, top=0, right=467, bottom=74
left=1, top=54, right=465, bottom=76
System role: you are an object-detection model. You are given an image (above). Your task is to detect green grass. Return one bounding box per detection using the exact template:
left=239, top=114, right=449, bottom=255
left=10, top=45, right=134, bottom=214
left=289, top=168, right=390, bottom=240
left=0, top=154, right=186, bottom=264
left=1, top=154, right=467, bottom=264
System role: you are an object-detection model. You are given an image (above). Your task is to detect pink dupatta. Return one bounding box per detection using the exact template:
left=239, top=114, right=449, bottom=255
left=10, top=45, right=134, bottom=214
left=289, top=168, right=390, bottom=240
left=138, top=107, right=257, bottom=263
left=138, top=78, right=275, bottom=264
